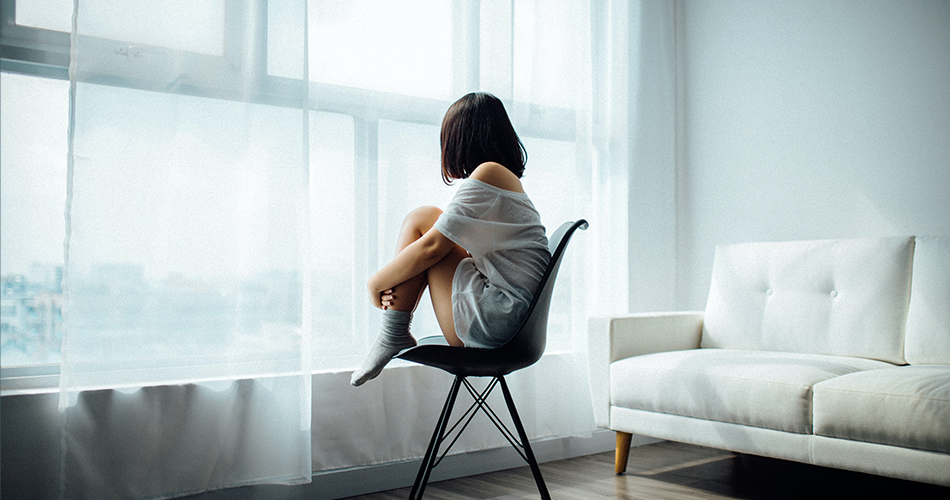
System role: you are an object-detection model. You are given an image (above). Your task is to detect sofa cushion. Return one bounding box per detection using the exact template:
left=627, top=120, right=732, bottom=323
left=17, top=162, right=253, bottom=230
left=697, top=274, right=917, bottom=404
left=701, top=237, right=914, bottom=365
left=813, top=365, right=950, bottom=453
left=905, top=236, right=950, bottom=365
left=610, top=349, right=893, bottom=434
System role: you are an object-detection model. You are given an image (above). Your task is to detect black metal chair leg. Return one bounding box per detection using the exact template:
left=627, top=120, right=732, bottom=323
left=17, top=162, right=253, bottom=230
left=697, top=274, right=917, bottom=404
left=409, top=376, right=462, bottom=500
left=499, top=376, right=551, bottom=500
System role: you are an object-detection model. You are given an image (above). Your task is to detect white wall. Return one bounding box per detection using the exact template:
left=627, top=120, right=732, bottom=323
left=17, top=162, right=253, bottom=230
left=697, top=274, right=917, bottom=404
left=675, top=0, right=950, bottom=309
left=627, top=0, right=679, bottom=313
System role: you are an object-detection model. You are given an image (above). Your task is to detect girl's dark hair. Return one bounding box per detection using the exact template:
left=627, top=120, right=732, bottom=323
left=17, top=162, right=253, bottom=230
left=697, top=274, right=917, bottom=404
left=440, top=92, right=526, bottom=184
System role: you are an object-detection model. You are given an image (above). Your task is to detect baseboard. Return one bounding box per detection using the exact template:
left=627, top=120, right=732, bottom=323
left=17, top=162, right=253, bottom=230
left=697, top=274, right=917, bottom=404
left=185, top=430, right=660, bottom=500
left=309, top=429, right=618, bottom=499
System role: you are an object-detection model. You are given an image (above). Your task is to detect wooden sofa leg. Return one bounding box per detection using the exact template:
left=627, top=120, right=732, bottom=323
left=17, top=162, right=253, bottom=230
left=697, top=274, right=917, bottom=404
left=615, top=431, right=633, bottom=474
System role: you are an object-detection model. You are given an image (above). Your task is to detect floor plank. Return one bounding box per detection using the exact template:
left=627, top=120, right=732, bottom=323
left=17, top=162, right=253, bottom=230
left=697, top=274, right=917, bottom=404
left=340, top=441, right=950, bottom=499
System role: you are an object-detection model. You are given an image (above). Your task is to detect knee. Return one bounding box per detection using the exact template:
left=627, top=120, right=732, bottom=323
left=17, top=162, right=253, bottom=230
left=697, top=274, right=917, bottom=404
left=402, top=206, right=443, bottom=231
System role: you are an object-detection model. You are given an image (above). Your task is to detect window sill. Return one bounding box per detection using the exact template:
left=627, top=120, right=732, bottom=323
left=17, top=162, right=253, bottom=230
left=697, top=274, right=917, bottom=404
left=1, top=364, right=60, bottom=395
left=0, top=363, right=362, bottom=396
left=1, top=351, right=578, bottom=396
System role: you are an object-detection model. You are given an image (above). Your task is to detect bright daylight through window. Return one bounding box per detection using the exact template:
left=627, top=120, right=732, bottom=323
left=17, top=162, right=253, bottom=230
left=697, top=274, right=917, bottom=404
left=1, top=72, right=69, bottom=367
left=1, top=0, right=589, bottom=381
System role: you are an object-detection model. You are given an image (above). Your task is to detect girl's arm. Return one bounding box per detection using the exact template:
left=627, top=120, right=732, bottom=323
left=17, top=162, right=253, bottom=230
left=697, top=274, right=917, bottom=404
left=368, top=226, right=456, bottom=308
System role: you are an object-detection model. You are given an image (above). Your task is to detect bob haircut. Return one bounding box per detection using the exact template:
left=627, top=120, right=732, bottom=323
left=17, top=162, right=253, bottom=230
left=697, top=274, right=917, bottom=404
left=440, top=92, right=526, bottom=184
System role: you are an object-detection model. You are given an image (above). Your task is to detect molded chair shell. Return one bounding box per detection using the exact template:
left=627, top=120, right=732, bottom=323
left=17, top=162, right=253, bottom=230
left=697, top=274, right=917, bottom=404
left=396, top=219, right=589, bottom=376
left=395, top=219, right=588, bottom=500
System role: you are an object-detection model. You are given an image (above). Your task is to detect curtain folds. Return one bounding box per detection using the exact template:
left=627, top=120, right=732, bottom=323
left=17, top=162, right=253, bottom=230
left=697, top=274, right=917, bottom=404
left=60, top=1, right=312, bottom=498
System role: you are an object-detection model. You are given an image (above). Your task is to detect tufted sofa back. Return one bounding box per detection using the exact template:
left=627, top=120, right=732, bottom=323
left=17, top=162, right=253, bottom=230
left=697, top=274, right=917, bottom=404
left=701, top=236, right=915, bottom=365
left=904, top=236, right=950, bottom=365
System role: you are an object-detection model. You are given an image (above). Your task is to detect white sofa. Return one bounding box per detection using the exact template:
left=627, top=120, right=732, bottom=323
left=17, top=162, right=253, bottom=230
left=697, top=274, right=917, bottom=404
left=588, top=236, right=950, bottom=486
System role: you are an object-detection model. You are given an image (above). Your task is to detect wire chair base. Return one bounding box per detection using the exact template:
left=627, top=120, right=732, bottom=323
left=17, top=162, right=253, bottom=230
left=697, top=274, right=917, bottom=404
left=407, top=375, right=550, bottom=500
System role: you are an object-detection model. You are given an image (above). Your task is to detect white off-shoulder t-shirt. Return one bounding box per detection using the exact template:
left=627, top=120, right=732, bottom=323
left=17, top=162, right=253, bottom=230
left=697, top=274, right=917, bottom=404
left=433, top=178, right=550, bottom=348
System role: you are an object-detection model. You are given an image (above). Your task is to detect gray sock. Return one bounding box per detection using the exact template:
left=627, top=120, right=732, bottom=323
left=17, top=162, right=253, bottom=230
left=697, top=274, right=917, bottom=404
left=351, top=309, right=416, bottom=386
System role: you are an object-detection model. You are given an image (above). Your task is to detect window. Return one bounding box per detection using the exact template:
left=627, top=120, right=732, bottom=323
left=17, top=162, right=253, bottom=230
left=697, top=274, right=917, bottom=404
left=309, top=0, right=454, bottom=100
left=309, top=110, right=356, bottom=360
left=1, top=0, right=589, bottom=380
left=0, top=71, right=69, bottom=367
left=15, top=0, right=225, bottom=55
left=13, top=0, right=71, bottom=32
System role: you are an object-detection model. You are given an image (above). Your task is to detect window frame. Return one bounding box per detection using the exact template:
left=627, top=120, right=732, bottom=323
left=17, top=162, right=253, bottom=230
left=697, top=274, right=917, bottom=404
left=0, top=0, right=578, bottom=392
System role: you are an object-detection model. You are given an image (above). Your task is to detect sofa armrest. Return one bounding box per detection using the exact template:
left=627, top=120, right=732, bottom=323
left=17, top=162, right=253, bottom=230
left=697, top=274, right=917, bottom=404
left=587, top=311, right=705, bottom=428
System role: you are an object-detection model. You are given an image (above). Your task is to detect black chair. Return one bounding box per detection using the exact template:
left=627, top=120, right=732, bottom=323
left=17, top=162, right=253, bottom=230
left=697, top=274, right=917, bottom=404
left=396, top=219, right=588, bottom=499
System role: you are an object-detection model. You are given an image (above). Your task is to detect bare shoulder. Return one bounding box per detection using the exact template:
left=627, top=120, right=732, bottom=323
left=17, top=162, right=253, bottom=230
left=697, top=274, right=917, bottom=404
left=470, top=162, right=525, bottom=193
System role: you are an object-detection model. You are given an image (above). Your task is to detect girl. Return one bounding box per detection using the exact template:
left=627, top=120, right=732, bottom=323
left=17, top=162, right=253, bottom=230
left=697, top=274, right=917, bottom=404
left=352, top=93, right=550, bottom=386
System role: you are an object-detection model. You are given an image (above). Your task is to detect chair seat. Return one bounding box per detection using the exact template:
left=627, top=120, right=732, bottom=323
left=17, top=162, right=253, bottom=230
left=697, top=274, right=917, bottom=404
left=397, top=343, right=536, bottom=377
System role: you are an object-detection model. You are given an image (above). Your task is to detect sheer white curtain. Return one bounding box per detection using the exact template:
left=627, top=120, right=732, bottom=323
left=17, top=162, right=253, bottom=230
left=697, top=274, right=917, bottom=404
left=60, top=1, right=312, bottom=498
left=56, top=0, right=638, bottom=496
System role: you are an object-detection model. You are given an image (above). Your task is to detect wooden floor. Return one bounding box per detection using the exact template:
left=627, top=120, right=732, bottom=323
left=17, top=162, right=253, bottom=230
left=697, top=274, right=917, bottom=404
left=340, top=441, right=949, bottom=499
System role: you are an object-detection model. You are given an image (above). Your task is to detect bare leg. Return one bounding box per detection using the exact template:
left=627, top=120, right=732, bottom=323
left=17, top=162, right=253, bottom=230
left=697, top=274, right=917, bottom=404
left=383, top=206, right=442, bottom=313
left=385, top=206, right=467, bottom=346
left=352, top=207, right=467, bottom=386
left=426, top=244, right=468, bottom=347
